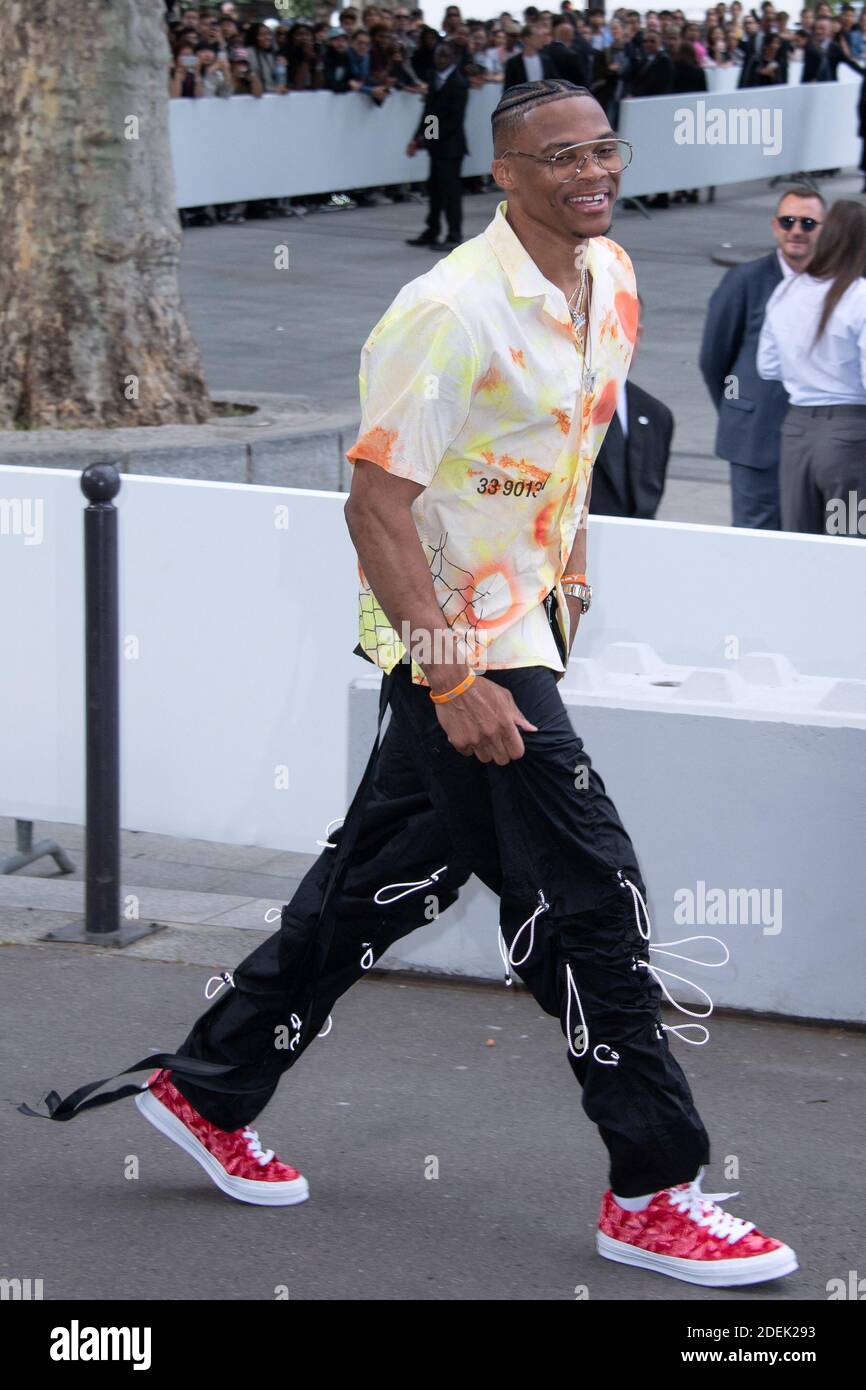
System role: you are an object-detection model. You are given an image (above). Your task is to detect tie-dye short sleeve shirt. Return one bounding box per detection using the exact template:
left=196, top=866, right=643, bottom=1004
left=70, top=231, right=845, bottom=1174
left=345, top=199, right=639, bottom=684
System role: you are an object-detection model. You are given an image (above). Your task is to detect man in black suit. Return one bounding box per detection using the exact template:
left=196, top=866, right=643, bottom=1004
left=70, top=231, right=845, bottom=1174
left=405, top=41, right=469, bottom=250
left=590, top=298, right=673, bottom=519
left=503, top=24, right=557, bottom=89
left=801, top=15, right=864, bottom=80
left=738, top=15, right=790, bottom=87
left=627, top=29, right=673, bottom=96
left=699, top=186, right=825, bottom=530
left=545, top=17, right=594, bottom=88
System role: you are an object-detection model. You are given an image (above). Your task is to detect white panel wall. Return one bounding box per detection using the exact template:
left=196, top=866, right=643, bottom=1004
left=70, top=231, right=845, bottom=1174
left=618, top=81, right=861, bottom=198
left=2, top=462, right=865, bottom=842
left=169, top=81, right=862, bottom=206
left=3, top=464, right=865, bottom=1019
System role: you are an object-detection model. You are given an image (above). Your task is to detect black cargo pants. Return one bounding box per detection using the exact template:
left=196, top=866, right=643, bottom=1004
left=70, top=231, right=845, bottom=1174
left=171, top=659, right=711, bottom=1197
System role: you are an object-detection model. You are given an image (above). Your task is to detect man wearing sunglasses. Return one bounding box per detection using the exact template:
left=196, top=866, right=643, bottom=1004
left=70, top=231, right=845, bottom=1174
left=700, top=185, right=826, bottom=530
left=29, top=79, right=796, bottom=1295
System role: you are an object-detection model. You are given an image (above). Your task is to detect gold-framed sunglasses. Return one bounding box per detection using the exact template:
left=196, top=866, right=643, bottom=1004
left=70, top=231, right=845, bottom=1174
left=501, top=138, right=634, bottom=182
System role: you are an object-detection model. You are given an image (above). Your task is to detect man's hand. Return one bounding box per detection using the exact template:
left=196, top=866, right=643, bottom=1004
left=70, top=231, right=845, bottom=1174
left=433, top=675, right=537, bottom=765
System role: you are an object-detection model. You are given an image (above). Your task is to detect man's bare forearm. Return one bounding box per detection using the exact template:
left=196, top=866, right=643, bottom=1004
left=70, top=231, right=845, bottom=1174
left=566, top=472, right=592, bottom=578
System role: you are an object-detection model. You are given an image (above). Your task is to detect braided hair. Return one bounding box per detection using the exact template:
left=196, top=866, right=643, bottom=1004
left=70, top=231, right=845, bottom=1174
left=491, top=79, right=592, bottom=157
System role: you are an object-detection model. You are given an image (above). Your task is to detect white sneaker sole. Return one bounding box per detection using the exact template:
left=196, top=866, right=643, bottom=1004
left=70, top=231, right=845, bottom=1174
left=135, top=1087, right=310, bottom=1208
left=596, top=1230, right=798, bottom=1287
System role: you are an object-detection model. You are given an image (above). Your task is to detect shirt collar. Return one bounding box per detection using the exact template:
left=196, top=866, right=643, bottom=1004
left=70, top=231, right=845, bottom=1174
left=436, top=63, right=456, bottom=82
left=483, top=199, right=603, bottom=326
left=776, top=248, right=796, bottom=279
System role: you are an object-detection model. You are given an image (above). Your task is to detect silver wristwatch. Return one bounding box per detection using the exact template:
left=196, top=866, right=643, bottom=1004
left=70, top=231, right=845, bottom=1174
left=561, top=580, right=592, bottom=614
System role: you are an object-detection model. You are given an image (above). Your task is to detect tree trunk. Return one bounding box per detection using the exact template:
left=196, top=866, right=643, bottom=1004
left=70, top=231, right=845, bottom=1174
left=0, top=0, right=211, bottom=428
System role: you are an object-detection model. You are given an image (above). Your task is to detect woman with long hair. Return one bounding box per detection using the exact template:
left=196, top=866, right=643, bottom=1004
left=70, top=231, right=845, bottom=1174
left=758, top=200, right=866, bottom=535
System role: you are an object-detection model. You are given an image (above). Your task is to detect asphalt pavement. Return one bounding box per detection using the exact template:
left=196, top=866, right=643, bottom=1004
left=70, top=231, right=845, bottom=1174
left=2, top=938, right=862, bottom=1301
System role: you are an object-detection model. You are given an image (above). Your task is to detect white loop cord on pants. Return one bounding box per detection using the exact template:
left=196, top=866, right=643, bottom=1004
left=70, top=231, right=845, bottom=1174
left=205, top=970, right=234, bottom=1000
left=618, top=872, right=730, bottom=1046
left=316, top=816, right=345, bottom=849
left=565, top=962, right=589, bottom=1058
left=496, top=891, right=618, bottom=1063
left=497, top=889, right=549, bottom=986
left=373, top=865, right=449, bottom=905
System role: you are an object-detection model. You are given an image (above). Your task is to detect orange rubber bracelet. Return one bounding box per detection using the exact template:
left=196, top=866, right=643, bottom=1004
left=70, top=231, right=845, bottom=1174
left=429, top=669, right=476, bottom=703
left=561, top=572, right=587, bottom=584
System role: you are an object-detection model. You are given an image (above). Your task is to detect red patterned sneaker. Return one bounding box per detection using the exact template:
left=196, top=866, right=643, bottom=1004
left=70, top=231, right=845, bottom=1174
left=135, top=1068, right=309, bottom=1207
left=596, top=1170, right=797, bottom=1287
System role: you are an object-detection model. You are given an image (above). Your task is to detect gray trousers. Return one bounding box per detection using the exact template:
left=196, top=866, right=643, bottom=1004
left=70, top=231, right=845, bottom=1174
left=779, top=403, right=866, bottom=536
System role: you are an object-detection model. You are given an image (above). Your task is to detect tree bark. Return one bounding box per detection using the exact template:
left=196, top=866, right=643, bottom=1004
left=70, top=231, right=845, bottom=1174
left=0, top=0, right=211, bottom=428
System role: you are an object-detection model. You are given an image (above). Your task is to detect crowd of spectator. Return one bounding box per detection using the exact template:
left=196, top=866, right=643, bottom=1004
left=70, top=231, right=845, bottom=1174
left=165, top=1, right=866, bottom=221
left=167, top=1, right=866, bottom=103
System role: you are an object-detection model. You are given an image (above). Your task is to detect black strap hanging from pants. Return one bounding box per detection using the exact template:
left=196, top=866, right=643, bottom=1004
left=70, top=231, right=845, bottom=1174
left=17, top=665, right=400, bottom=1123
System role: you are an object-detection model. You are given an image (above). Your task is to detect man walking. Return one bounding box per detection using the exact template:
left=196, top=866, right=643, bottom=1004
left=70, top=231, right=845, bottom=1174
left=700, top=186, right=825, bottom=530
left=405, top=40, right=468, bottom=250
left=26, top=80, right=796, bottom=1291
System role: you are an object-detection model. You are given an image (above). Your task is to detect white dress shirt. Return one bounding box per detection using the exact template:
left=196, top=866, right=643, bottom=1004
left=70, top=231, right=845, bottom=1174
left=616, top=384, right=628, bottom=438
left=757, top=274, right=866, bottom=406
left=523, top=52, right=543, bottom=81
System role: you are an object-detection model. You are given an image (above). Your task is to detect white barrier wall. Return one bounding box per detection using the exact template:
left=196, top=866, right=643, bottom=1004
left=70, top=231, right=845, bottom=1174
left=618, top=81, right=862, bottom=198
left=3, top=464, right=865, bottom=842
left=348, top=677, right=866, bottom=1022
left=2, top=465, right=865, bottom=1020
left=170, top=88, right=499, bottom=206
left=169, top=79, right=863, bottom=206
left=704, top=59, right=862, bottom=92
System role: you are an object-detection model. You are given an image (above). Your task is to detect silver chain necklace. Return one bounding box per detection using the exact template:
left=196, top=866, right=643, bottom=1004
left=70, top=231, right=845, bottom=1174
left=566, top=268, right=588, bottom=332
left=566, top=267, right=597, bottom=392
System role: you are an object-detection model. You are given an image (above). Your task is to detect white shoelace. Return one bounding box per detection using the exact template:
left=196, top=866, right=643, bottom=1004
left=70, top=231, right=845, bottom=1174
left=242, top=1127, right=274, bottom=1166
left=373, top=865, right=449, bottom=905
left=618, top=872, right=729, bottom=1046
left=667, top=1170, right=755, bottom=1245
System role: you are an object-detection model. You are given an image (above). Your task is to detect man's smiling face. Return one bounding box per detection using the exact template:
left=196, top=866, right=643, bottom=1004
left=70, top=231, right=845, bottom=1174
left=493, top=95, right=623, bottom=241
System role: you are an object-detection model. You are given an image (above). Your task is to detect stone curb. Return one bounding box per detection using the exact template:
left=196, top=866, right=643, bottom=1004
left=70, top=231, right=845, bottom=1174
left=0, top=391, right=361, bottom=493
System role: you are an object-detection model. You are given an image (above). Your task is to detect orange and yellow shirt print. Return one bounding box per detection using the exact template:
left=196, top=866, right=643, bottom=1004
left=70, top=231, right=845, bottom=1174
left=345, top=199, right=638, bottom=684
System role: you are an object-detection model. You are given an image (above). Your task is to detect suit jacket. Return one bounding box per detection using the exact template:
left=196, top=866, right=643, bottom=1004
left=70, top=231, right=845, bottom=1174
left=413, top=69, right=469, bottom=160
left=543, top=39, right=592, bottom=88
left=737, top=34, right=789, bottom=87
left=589, top=380, right=672, bottom=519
left=628, top=50, right=673, bottom=96
left=671, top=58, right=707, bottom=93
left=801, top=38, right=863, bottom=81
left=699, top=251, right=789, bottom=470
left=503, top=51, right=556, bottom=89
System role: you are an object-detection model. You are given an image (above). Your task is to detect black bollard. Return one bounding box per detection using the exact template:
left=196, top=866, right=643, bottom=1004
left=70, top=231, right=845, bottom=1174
left=45, top=464, right=163, bottom=947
